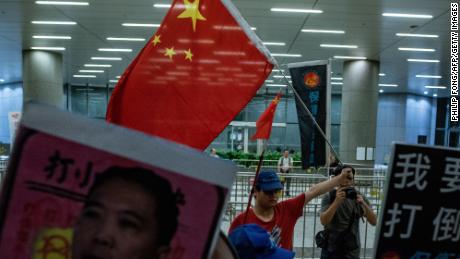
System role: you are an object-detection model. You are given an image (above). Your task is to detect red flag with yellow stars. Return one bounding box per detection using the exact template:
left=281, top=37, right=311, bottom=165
left=251, top=92, right=282, bottom=140
left=106, top=0, right=275, bottom=150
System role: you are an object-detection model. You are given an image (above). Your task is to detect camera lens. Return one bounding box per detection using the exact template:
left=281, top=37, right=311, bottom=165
left=345, top=187, right=357, bottom=200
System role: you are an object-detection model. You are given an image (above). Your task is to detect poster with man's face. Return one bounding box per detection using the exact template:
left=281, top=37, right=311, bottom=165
left=0, top=103, right=237, bottom=259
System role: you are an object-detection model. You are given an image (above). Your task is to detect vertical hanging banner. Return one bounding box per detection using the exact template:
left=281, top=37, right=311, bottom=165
left=106, top=0, right=275, bottom=150
left=8, top=112, right=21, bottom=147
left=288, top=60, right=330, bottom=169
left=374, top=143, right=460, bottom=258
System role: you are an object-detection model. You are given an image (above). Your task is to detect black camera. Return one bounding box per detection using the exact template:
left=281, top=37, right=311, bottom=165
left=344, top=187, right=357, bottom=200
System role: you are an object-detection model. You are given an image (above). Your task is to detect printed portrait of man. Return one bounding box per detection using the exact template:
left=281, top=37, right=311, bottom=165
left=72, top=166, right=182, bottom=259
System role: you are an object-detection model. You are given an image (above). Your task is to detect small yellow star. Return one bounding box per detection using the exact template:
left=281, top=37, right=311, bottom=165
left=164, top=47, right=176, bottom=59
left=152, top=35, right=161, bottom=46
left=184, top=48, right=193, bottom=61
left=177, top=0, right=206, bottom=32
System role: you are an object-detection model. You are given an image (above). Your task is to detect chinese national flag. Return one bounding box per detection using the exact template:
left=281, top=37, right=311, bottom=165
left=251, top=92, right=282, bottom=140
left=106, top=0, right=274, bottom=150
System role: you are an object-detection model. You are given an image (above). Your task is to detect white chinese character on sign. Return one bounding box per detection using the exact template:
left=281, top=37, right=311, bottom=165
left=432, top=207, right=460, bottom=242
left=384, top=203, right=422, bottom=239
left=441, top=157, right=460, bottom=193
left=394, top=153, right=430, bottom=190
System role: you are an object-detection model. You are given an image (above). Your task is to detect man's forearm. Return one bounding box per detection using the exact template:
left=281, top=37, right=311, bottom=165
left=363, top=203, right=377, bottom=225
left=305, top=176, right=341, bottom=202
left=320, top=202, right=339, bottom=225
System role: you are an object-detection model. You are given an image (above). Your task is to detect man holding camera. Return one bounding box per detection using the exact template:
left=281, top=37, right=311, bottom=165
left=319, top=165, right=377, bottom=259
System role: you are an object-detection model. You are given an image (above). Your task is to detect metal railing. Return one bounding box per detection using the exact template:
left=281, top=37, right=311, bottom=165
left=223, top=170, right=387, bottom=258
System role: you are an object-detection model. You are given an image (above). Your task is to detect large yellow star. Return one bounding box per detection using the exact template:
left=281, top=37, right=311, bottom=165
left=152, top=35, right=161, bottom=46
left=164, top=47, right=176, bottom=59
left=177, top=0, right=206, bottom=32
left=184, top=48, right=193, bottom=61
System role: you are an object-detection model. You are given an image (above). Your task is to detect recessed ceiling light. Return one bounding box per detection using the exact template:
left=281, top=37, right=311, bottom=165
left=416, top=75, right=442, bottom=78
left=321, top=44, right=357, bottom=48
left=122, top=23, right=160, bottom=27
left=214, top=51, right=246, bottom=56
left=382, top=13, right=433, bottom=19
left=153, top=3, right=171, bottom=8
left=407, top=59, right=440, bottom=63
left=178, top=38, right=214, bottom=44
left=379, top=89, right=384, bottom=93
left=424, top=91, right=428, bottom=94
left=266, top=84, right=287, bottom=87
left=331, top=82, right=343, bottom=85
left=98, top=48, right=132, bottom=52
left=35, top=1, right=89, bottom=5
left=398, top=47, right=435, bottom=52
left=106, top=37, right=145, bottom=41
left=396, top=33, right=438, bottom=38
left=0, top=79, right=4, bottom=82
left=79, top=70, right=104, bottom=73
left=331, top=77, right=343, bottom=80
left=379, top=73, right=386, bottom=76
left=33, top=35, right=71, bottom=39
left=262, top=42, right=286, bottom=46
left=91, top=57, right=122, bottom=61
left=301, top=29, right=345, bottom=34
left=116, top=76, right=121, bottom=79
left=333, top=56, right=367, bottom=60
left=379, top=84, right=398, bottom=87
left=271, top=53, right=302, bottom=57
left=273, top=75, right=291, bottom=78
left=109, top=80, right=119, bottom=83
left=271, top=8, right=323, bottom=13
left=31, top=21, right=76, bottom=25
left=73, top=75, right=96, bottom=78
left=84, top=64, right=112, bottom=67
left=425, top=85, right=446, bottom=89
left=433, top=94, right=438, bottom=97
left=250, top=27, right=257, bottom=31
left=31, top=46, right=65, bottom=50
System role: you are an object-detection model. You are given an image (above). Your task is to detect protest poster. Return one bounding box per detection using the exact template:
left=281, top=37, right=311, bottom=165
left=0, top=102, right=237, bottom=259
left=374, top=143, right=460, bottom=259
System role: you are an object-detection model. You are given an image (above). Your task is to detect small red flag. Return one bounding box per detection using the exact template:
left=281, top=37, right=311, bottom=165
left=251, top=93, right=282, bottom=140
left=106, top=0, right=274, bottom=150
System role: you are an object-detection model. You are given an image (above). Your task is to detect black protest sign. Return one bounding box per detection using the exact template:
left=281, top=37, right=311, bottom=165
left=374, top=143, right=460, bottom=259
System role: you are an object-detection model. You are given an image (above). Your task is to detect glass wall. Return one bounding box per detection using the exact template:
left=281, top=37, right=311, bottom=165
left=64, top=84, right=342, bottom=154
left=0, top=83, right=23, bottom=154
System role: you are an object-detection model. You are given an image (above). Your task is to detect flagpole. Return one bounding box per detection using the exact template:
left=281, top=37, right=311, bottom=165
left=243, top=147, right=265, bottom=224
left=274, top=65, right=342, bottom=166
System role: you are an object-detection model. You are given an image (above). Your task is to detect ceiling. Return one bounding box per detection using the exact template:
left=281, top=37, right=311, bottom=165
left=0, top=0, right=452, bottom=97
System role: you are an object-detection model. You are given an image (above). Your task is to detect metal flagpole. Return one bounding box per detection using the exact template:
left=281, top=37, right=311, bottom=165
left=243, top=148, right=265, bottom=224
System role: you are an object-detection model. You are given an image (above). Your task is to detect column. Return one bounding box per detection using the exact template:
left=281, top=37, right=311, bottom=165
left=23, top=50, right=64, bottom=108
left=339, top=60, right=379, bottom=166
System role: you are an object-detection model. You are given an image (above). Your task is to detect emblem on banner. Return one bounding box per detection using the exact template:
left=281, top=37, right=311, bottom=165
left=303, top=72, right=320, bottom=89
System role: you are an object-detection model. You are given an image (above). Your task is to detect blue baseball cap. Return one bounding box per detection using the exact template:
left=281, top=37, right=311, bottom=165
left=256, top=171, right=283, bottom=191
left=228, top=224, right=295, bottom=259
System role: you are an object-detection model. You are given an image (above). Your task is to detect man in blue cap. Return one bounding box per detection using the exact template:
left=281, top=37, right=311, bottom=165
left=229, top=169, right=351, bottom=251
left=228, top=224, right=295, bottom=259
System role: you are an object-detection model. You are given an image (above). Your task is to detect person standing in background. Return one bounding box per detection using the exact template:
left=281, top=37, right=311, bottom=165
left=277, top=150, right=293, bottom=196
